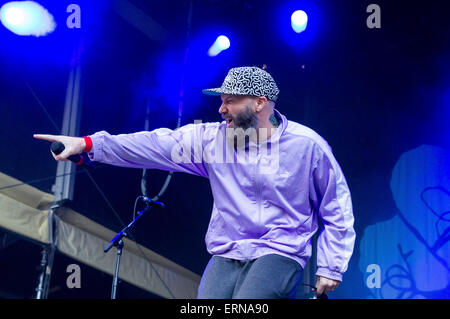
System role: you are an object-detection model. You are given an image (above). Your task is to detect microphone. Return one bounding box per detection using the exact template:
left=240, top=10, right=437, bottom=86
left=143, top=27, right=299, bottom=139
left=138, top=196, right=166, bottom=209
left=51, top=142, right=96, bottom=169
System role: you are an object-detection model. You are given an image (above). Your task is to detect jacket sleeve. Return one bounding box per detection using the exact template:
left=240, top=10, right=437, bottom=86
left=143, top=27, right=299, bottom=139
left=309, top=143, right=356, bottom=282
left=87, top=123, right=211, bottom=178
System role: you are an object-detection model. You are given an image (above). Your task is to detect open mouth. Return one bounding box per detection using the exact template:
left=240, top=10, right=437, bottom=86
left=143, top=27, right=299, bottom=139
left=226, top=117, right=233, bottom=127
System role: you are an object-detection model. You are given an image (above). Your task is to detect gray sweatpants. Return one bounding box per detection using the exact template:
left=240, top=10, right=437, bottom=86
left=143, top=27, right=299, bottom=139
left=197, top=253, right=303, bottom=299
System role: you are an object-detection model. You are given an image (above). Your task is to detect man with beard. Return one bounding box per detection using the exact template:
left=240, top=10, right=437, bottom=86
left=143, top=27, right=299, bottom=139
left=34, top=66, right=355, bottom=299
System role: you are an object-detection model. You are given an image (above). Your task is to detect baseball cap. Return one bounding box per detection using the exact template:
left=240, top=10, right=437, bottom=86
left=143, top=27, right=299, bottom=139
left=202, top=66, right=280, bottom=102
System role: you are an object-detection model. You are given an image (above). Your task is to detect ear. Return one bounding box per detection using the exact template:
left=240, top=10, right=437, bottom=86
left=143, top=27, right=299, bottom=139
left=255, top=96, right=268, bottom=112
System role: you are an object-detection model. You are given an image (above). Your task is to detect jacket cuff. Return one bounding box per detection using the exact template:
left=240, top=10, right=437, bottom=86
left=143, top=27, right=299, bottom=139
left=85, top=133, right=104, bottom=162
left=316, top=267, right=343, bottom=282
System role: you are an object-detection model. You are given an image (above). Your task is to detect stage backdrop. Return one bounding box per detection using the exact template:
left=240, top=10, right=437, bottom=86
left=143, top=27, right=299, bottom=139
left=359, top=145, right=450, bottom=298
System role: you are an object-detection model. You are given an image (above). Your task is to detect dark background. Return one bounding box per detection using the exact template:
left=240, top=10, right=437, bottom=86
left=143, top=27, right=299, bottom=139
left=0, top=0, right=449, bottom=298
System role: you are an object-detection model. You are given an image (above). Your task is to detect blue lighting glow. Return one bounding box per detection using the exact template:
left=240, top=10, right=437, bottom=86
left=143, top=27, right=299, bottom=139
left=275, top=1, right=320, bottom=51
left=291, top=10, right=308, bottom=33
left=0, top=1, right=56, bottom=37
left=207, top=35, right=230, bottom=57
left=216, top=35, right=230, bottom=50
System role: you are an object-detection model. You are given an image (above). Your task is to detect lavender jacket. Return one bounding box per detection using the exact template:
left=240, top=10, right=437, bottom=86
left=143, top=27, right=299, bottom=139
left=87, top=110, right=355, bottom=281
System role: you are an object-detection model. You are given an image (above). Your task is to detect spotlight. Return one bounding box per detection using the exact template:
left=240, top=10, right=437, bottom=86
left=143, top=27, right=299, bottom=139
left=0, top=1, right=56, bottom=37
left=207, top=35, right=230, bottom=57
left=291, top=10, right=308, bottom=33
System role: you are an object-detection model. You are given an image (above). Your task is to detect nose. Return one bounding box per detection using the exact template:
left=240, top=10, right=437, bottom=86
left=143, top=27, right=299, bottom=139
left=218, top=102, right=227, bottom=115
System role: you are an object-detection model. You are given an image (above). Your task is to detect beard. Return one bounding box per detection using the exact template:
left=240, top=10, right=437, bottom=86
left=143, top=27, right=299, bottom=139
left=232, top=105, right=259, bottom=130
left=225, top=105, right=259, bottom=149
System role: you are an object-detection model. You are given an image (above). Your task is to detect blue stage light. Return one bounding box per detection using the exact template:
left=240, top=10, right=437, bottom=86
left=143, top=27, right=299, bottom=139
left=291, top=10, right=308, bottom=33
left=216, top=35, right=230, bottom=50
left=0, top=1, right=56, bottom=37
left=208, top=35, right=230, bottom=57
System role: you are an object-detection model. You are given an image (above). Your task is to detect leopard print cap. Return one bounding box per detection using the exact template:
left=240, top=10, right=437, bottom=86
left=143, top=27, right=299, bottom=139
left=202, top=66, right=280, bottom=101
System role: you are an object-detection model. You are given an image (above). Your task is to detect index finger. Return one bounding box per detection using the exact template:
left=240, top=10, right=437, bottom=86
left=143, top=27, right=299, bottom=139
left=33, top=134, right=60, bottom=142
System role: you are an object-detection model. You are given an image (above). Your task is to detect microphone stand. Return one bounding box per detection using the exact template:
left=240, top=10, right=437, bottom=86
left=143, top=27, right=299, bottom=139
left=104, top=199, right=165, bottom=299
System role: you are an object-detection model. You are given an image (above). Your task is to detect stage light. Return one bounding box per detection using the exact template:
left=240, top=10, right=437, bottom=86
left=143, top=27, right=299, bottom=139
left=216, top=35, right=230, bottom=50
left=291, top=10, right=308, bottom=33
left=207, top=35, right=230, bottom=57
left=0, top=1, right=56, bottom=37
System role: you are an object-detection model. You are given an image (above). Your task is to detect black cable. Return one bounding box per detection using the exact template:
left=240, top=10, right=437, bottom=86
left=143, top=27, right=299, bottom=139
left=83, top=170, right=127, bottom=230
left=131, top=0, right=195, bottom=297
left=141, top=0, right=194, bottom=203
left=25, top=81, right=61, bottom=134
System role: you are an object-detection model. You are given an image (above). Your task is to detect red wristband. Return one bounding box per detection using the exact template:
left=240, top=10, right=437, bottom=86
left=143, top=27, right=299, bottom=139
left=82, top=136, right=93, bottom=153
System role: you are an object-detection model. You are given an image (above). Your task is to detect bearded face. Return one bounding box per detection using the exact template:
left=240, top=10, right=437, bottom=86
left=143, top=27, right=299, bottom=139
left=220, top=95, right=260, bottom=149
left=224, top=105, right=259, bottom=130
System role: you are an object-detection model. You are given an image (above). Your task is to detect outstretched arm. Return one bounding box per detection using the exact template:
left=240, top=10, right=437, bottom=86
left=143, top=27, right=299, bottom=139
left=34, top=123, right=212, bottom=178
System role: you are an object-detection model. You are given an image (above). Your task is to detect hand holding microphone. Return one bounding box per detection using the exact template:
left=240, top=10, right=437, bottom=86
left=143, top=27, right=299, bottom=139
left=33, top=134, right=95, bottom=168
